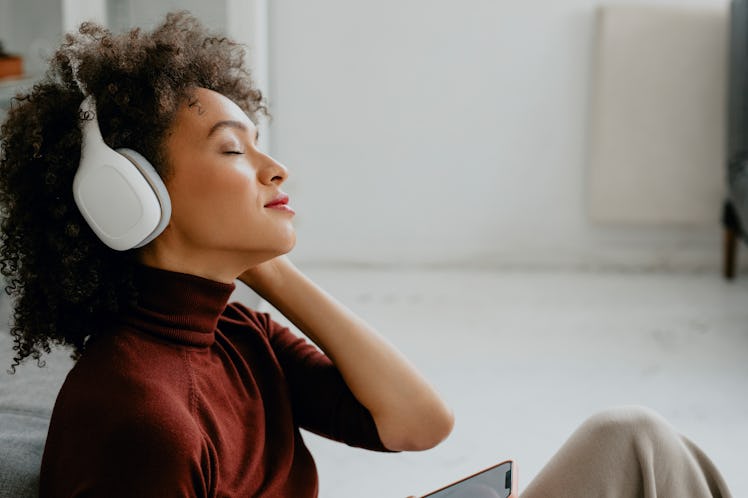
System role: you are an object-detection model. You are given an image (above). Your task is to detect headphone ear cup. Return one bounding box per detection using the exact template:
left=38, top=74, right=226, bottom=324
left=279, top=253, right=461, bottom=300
left=115, top=148, right=172, bottom=247
left=74, top=95, right=172, bottom=250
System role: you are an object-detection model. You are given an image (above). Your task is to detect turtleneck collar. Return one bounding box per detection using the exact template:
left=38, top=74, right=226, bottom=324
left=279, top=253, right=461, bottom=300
left=118, top=265, right=236, bottom=347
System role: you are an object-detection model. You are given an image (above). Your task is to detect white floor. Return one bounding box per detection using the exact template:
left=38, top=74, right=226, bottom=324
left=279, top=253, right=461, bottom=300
left=2, top=268, right=747, bottom=497
left=256, top=267, right=748, bottom=498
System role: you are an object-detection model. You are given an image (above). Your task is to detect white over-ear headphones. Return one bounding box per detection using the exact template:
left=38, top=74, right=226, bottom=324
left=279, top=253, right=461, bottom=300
left=73, top=95, right=171, bottom=251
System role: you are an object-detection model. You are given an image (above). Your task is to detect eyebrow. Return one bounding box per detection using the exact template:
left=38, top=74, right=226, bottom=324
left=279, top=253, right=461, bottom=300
left=207, top=120, right=248, bottom=137
left=206, top=120, right=260, bottom=143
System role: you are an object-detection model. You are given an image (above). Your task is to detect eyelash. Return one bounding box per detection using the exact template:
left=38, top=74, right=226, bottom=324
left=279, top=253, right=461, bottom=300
left=224, top=151, right=244, bottom=155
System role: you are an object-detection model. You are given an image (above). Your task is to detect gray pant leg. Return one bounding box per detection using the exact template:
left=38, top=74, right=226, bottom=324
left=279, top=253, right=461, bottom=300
left=521, top=406, right=732, bottom=498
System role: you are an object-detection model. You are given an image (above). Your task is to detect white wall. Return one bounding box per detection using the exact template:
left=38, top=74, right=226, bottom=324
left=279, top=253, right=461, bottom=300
left=0, top=2, right=11, bottom=52
left=1, top=0, right=62, bottom=75
left=62, top=0, right=107, bottom=32
left=2, top=0, right=736, bottom=270
left=108, top=0, right=226, bottom=32
left=268, top=0, right=735, bottom=270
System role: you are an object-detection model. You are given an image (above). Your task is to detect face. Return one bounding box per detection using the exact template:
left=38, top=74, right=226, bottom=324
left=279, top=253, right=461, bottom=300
left=145, top=88, right=295, bottom=279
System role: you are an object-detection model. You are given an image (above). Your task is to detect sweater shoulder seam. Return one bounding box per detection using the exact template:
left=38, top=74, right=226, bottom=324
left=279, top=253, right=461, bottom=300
left=182, top=349, right=198, bottom=416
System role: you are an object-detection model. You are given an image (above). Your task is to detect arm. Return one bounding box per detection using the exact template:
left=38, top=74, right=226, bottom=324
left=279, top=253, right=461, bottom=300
left=239, top=256, right=454, bottom=452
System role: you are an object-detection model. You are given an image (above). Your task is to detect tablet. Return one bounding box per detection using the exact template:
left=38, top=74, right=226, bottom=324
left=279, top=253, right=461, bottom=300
left=421, top=460, right=517, bottom=498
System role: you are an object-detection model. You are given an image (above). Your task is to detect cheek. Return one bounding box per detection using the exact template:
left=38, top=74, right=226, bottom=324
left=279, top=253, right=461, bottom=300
left=168, top=163, right=257, bottom=227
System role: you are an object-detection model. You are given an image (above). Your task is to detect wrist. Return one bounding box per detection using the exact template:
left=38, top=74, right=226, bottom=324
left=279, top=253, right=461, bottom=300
left=239, top=255, right=295, bottom=294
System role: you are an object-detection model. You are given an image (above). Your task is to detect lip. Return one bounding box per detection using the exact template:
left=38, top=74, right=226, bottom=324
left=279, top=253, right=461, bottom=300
left=264, top=193, right=295, bottom=214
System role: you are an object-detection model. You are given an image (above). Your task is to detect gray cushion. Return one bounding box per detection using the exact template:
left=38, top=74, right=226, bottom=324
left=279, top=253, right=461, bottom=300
left=0, top=410, right=48, bottom=497
left=0, top=309, right=74, bottom=498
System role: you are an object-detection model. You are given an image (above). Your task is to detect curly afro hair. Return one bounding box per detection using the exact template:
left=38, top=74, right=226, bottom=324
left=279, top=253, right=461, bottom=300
left=0, top=11, right=267, bottom=371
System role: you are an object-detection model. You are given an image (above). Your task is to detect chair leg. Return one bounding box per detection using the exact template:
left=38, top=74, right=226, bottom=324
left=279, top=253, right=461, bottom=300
left=724, top=227, right=738, bottom=280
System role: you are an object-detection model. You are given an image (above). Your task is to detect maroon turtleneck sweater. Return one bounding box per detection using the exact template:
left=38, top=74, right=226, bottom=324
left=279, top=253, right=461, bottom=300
left=39, top=266, right=388, bottom=498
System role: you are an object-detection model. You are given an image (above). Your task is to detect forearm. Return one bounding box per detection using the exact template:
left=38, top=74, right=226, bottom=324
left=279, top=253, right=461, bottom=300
left=240, top=257, right=454, bottom=451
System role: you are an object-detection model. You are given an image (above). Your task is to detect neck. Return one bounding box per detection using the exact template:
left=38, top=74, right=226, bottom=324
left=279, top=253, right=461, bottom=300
left=137, top=240, right=280, bottom=285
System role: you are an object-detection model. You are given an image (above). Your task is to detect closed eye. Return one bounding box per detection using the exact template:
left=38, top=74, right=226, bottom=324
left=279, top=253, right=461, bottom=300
left=224, top=151, right=244, bottom=155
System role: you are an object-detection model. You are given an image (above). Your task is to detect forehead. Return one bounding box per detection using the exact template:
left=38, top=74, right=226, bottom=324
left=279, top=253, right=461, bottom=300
left=176, top=88, right=254, bottom=132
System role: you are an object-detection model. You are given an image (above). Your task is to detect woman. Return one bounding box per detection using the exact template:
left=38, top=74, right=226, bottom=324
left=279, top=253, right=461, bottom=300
left=1, top=12, right=452, bottom=497
left=0, top=12, right=732, bottom=498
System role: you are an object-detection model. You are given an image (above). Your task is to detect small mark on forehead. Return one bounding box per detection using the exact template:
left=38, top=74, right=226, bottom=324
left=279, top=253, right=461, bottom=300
left=187, top=98, right=206, bottom=116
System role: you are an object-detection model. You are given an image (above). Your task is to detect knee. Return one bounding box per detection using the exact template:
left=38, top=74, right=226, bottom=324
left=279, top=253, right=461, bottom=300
left=579, top=406, right=674, bottom=446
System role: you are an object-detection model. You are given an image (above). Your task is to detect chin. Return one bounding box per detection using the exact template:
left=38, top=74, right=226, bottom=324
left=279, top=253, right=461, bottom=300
left=258, top=233, right=296, bottom=260
left=285, top=232, right=297, bottom=252
left=277, top=229, right=297, bottom=254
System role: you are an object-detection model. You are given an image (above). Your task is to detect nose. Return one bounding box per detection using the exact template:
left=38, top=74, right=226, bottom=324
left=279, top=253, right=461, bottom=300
left=256, top=152, right=289, bottom=185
